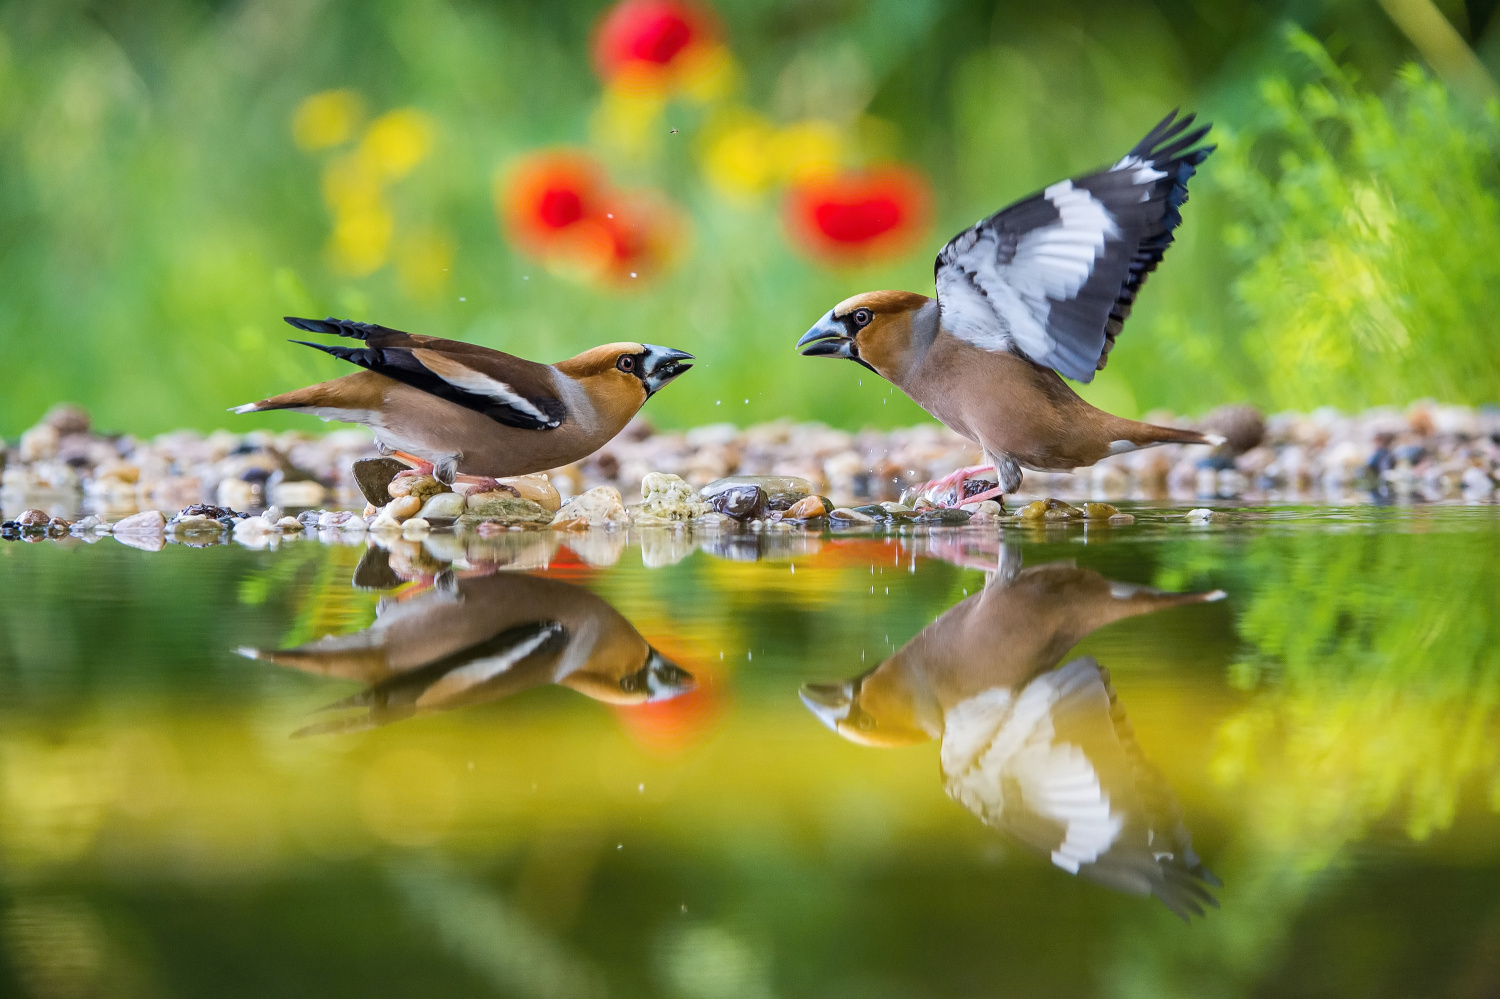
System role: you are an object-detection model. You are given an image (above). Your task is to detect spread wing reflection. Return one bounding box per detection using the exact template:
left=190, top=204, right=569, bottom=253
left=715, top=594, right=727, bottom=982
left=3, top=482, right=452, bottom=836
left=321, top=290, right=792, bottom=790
left=241, top=569, right=693, bottom=734
left=801, top=551, right=1224, bottom=918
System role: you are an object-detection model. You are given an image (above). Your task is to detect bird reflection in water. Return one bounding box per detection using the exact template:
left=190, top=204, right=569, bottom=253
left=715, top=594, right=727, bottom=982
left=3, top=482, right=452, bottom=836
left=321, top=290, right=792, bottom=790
left=240, top=549, right=694, bottom=735
left=800, top=546, right=1224, bottom=918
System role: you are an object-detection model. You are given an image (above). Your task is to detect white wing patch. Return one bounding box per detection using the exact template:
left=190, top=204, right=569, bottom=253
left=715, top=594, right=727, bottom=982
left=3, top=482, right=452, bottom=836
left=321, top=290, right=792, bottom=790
left=941, top=664, right=1124, bottom=877
left=942, top=182, right=1119, bottom=365
left=415, top=622, right=563, bottom=707
left=411, top=348, right=558, bottom=427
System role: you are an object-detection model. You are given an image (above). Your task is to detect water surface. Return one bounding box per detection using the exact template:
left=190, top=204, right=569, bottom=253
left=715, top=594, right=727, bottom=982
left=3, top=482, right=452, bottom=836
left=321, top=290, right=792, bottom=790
left=1, top=505, right=1497, bottom=997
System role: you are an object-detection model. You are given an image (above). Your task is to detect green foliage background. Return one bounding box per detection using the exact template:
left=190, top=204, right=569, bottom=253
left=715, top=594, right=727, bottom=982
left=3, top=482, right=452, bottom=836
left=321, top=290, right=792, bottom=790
left=0, top=0, right=1498, bottom=439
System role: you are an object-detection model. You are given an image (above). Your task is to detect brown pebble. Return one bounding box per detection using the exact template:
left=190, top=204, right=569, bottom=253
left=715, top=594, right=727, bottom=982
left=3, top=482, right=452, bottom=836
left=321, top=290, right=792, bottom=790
left=785, top=495, right=829, bottom=519
left=16, top=509, right=50, bottom=527
left=1081, top=502, right=1119, bottom=519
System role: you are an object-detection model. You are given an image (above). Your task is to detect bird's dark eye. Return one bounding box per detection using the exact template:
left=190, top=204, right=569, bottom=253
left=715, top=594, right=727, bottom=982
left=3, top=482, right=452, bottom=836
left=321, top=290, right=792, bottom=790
left=852, top=309, right=873, bottom=327
left=617, top=355, right=636, bottom=373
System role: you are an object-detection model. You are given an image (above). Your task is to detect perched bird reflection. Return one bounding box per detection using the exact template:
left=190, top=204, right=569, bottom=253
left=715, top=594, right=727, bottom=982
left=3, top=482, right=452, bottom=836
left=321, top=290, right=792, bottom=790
left=240, top=569, right=693, bottom=735
left=800, top=552, right=1224, bottom=918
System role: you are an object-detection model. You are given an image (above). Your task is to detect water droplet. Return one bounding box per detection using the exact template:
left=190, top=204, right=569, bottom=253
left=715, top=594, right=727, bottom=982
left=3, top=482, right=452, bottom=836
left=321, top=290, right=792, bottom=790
left=458, top=297, right=466, bottom=302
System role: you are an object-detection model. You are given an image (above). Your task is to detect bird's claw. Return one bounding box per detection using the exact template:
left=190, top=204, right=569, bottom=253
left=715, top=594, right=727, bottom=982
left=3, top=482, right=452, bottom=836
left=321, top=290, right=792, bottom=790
left=906, top=465, right=1004, bottom=510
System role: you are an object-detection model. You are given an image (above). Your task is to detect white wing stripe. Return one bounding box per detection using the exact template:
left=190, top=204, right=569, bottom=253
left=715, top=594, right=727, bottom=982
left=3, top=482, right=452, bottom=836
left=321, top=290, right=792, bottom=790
left=414, top=355, right=555, bottom=425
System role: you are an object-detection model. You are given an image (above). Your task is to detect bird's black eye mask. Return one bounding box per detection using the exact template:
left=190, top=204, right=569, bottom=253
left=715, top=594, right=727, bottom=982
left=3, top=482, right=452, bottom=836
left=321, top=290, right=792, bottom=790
left=616, top=352, right=645, bottom=376
left=834, top=312, right=879, bottom=374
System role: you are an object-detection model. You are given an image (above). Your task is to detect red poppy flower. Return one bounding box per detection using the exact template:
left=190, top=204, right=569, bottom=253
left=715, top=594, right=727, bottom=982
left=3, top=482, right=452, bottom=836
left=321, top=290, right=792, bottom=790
left=593, top=0, right=718, bottom=85
left=499, top=150, right=685, bottom=287
left=502, top=151, right=607, bottom=255
left=784, top=166, right=932, bottom=264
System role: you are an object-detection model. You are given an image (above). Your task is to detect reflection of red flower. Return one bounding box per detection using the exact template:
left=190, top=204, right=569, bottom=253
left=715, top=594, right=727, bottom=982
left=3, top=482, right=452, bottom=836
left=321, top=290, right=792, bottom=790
left=593, top=0, right=717, bottom=84
left=784, top=167, right=932, bottom=264
left=499, top=150, right=684, bottom=287
left=613, top=643, right=725, bottom=754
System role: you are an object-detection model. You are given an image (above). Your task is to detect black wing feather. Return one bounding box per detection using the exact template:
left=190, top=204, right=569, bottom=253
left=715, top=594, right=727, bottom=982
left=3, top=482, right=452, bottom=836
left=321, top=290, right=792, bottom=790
left=291, top=339, right=565, bottom=431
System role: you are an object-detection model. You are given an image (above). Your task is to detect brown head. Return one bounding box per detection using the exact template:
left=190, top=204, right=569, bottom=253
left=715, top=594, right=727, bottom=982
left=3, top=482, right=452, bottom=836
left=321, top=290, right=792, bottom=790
left=554, top=341, right=694, bottom=426
left=798, top=655, right=942, bottom=749
left=795, top=290, right=937, bottom=384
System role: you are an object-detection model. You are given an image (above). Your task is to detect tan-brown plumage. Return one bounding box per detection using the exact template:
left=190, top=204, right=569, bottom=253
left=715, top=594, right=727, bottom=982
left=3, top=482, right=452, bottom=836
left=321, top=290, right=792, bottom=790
left=239, top=571, right=694, bottom=734
left=800, top=555, right=1224, bottom=917
left=798, top=111, right=1221, bottom=500
left=233, top=318, right=693, bottom=483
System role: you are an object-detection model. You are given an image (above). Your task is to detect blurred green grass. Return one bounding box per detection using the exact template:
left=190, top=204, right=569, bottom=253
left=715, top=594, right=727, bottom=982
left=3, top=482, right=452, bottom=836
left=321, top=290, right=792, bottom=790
left=0, top=0, right=1496, bottom=439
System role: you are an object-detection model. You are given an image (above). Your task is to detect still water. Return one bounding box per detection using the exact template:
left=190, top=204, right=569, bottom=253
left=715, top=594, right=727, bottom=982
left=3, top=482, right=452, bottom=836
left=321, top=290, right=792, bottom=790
left=0, top=506, right=1497, bottom=997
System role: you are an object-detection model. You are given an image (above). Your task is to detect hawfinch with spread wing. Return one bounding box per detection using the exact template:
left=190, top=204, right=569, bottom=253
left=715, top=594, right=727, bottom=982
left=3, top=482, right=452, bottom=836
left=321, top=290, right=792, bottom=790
left=800, top=554, right=1223, bottom=918
left=798, top=111, right=1223, bottom=507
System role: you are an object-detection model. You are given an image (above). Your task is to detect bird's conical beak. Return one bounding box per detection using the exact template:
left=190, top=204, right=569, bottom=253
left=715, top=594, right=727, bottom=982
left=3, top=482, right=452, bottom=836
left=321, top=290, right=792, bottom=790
left=799, top=681, right=854, bottom=732
left=641, top=345, right=694, bottom=396
left=796, top=311, right=852, bottom=358
left=644, top=648, right=696, bottom=702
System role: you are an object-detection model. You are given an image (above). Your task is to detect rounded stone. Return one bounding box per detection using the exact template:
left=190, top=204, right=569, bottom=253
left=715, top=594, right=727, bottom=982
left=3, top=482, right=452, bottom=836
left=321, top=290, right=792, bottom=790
left=784, top=495, right=829, bottom=520
left=707, top=484, right=768, bottom=521
left=418, top=491, right=467, bottom=521
left=352, top=456, right=410, bottom=507
left=16, top=509, right=50, bottom=527
left=701, top=475, right=812, bottom=511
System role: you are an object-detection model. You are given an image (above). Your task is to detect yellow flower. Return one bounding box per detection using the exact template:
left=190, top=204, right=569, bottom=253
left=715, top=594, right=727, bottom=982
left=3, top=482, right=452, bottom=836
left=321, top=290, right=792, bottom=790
left=291, top=89, right=364, bottom=151
left=770, top=119, right=841, bottom=182
left=360, top=108, right=435, bottom=180
left=327, top=205, right=394, bottom=277
left=699, top=110, right=777, bottom=197
left=320, top=150, right=383, bottom=213
left=396, top=228, right=455, bottom=300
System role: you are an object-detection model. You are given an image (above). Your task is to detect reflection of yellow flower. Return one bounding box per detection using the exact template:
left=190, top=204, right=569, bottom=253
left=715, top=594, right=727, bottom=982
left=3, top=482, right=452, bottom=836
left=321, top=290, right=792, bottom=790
left=360, top=108, right=435, bottom=180
left=291, top=89, right=364, bottom=150
left=328, top=206, right=394, bottom=277
left=396, top=229, right=455, bottom=300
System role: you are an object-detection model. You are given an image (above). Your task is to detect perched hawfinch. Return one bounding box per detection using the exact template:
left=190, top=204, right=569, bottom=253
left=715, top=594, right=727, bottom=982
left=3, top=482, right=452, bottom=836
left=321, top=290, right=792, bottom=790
left=797, top=111, right=1222, bottom=506
left=233, top=317, right=694, bottom=485
left=800, top=553, right=1224, bottom=918
left=239, top=570, right=694, bottom=734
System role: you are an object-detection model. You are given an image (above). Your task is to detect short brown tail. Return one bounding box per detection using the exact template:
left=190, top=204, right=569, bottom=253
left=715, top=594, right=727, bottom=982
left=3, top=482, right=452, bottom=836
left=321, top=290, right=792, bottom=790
left=229, top=372, right=384, bottom=415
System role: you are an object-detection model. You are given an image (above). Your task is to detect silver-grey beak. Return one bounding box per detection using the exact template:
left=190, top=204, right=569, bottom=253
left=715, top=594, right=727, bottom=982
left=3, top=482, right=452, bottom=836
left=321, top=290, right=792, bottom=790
left=798, top=681, right=854, bottom=732
left=645, top=648, right=695, bottom=702
left=796, top=311, right=852, bottom=358
left=641, top=344, right=695, bottom=396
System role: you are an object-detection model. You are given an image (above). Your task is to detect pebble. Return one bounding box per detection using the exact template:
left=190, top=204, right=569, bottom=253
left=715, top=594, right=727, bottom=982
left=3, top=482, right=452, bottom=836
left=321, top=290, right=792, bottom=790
left=16, top=509, right=49, bottom=527
left=784, top=495, right=829, bottom=520
left=112, top=510, right=166, bottom=534
left=705, top=483, right=768, bottom=521
left=460, top=494, right=552, bottom=526
left=386, top=495, right=422, bottom=522
left=1185, top=508, right=1231, bottom=523
left=269, top=479, right=327, bottom=509
left=829, top=507, right=876, bottom=524
left=965, top=500, right=1004, bottom=522
left=351, top=456, right=410, bottom=506
left=387, top=474, right=444, bottom=506
left=701, top=475, right=812, bottom=511
left=636, top=472, right=708, bottom=522
left=417, top=489, right=462, bottom=522
left=1018, top=499, right=1082, bottom=522
left=276, top=516, right=303, bottom=531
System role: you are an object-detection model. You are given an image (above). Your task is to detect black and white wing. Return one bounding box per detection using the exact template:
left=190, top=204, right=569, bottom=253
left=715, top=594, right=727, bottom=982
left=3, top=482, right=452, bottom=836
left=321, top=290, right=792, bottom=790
left=283, top=316, right=567, bottom=430
left=934, top=111, right=1213, bottom=382
left=941, top=657, right=1219, bottom=919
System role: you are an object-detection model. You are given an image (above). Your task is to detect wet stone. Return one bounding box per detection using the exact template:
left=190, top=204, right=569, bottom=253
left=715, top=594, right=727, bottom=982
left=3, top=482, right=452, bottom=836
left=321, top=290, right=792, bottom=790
left=457, top=496, right=552, bottom=527
left=387, top=474, right=444, bottom=507
left=1018, top=499, right=1082, bottom=522
left=16, top=509, right=50, bottom=527
left=784, top=495, right=829, bottom=520
left=113, top=510, right=167, bottom=534
left=701, top=475, right=812, bottom=511
left=707, top=484, right=768, bottom=522
left=915, top=508, right=973, bottom=525
left=352, top=456, right=409, bottom=507
left=829, top=507, right=876, bottom=524
left=1080, top=502, right=1120, bottom=520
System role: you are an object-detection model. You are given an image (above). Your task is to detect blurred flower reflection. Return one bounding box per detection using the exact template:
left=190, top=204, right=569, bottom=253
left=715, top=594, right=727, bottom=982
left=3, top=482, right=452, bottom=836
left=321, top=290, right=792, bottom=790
left=802, top=548, right=1224, bottom=918
left=241, top=552, right=695, bottom=735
